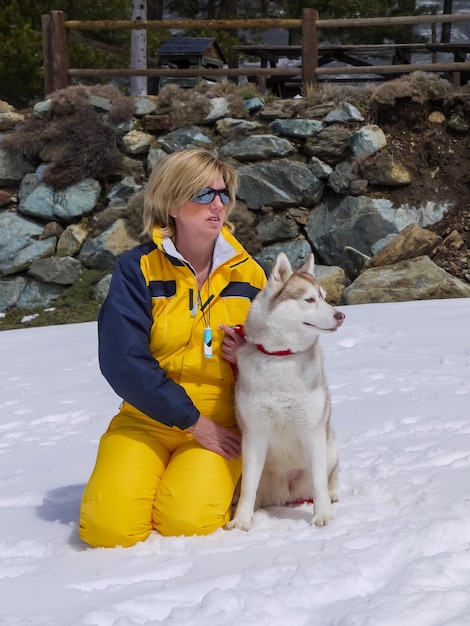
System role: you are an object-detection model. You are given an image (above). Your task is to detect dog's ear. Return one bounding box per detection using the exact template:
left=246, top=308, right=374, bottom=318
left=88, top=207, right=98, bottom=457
left=269, top=252, right=293, bottom=286
left=298, top=253, right=315, bottom=276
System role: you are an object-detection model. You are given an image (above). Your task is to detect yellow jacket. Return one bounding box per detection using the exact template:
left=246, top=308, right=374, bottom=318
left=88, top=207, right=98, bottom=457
left=98, top=226, right=267, bottom=429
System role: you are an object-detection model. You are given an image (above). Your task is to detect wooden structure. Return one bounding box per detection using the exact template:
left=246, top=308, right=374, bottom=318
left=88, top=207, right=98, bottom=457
left=41, top=9, right=470, bottom=96
left=157, top=37, right=226, bottom=89
left=234, top=42, right=470, bottom=95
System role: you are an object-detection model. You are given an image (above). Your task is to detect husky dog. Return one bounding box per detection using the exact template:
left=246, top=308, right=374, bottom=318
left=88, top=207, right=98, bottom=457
left=227, top=252, right=345, bottom=531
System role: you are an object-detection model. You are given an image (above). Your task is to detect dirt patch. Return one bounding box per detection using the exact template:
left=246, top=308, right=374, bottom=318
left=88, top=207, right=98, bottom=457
left=374, top=99, right=470, bottom=281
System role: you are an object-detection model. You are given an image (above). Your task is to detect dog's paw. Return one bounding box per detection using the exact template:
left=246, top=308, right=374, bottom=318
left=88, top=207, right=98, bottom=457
left=311, top=510, right=334, bottom=527
left=226, top=517, right=253, bottom=532
left=329, top=490, right=339, bottom=503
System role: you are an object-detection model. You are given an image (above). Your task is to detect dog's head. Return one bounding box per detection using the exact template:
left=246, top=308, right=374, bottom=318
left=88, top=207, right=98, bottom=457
left=251, top=252, right=345, bottom=337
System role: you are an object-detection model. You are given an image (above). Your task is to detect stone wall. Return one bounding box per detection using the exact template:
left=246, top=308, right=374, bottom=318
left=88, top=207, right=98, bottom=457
left=1, top=81, right=469, bottom=315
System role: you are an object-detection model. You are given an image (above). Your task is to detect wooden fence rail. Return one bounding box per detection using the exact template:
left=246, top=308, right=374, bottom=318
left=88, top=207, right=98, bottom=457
left=41, top=9, right=470, bottom=96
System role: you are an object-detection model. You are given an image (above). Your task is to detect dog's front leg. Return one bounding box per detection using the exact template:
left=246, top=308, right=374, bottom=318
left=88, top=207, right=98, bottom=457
left=307, top=427, right=334, bottom=527
left=226, top=432, right=269, bottom=531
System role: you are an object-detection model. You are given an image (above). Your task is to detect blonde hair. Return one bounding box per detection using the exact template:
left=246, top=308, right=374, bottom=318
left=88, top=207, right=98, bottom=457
left=142, top=148, right=239, bottom=238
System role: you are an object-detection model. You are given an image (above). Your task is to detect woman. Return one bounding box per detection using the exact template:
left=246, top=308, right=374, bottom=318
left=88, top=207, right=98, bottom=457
left=79, top=148, right=267, bottom=547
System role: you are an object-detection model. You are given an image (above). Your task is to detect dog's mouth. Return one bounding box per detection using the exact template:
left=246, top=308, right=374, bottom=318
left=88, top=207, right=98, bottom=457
left=303, top=322, right=339, bottom=332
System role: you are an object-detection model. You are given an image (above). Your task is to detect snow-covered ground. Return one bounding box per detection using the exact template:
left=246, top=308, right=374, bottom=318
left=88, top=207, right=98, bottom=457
left=1, top=298, right=470, bottom=626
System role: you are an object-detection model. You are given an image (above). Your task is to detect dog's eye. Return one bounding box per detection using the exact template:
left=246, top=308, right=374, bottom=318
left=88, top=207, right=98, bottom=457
left=305, top=297, right=315, bottom=303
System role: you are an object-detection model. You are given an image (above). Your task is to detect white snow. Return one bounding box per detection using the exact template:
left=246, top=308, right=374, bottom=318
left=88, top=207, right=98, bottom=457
left=1, top=298, right=470, bottom=626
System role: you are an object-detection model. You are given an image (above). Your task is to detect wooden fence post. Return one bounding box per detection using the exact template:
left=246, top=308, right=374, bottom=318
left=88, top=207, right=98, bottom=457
left=301, top=8, right=318, bottom=85
left=41, top=11, right=70, bottom=95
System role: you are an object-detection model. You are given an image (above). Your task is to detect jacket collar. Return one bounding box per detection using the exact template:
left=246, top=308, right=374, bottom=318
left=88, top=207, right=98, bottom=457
left=152, top=225, right=243, bottom=272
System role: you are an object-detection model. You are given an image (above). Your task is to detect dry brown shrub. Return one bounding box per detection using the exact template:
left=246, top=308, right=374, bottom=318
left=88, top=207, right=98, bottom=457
left=370, top=71, right=452, bottom=108
left=2, top=88, right=123, bottom=189
left=156, top=80, right=254, bottom=128
left=1, top=118, right=48, bottom=163
left=40, top=108, right=122, bottom=189
left=50, top=86, right=92, bottom=116
left=108, top=97, right=136, bottom=123
left=301, top=81, right=374, bottom=108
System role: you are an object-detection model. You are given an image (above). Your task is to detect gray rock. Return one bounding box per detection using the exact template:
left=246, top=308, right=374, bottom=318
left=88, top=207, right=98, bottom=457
left=327, top=162, right=355, bottom=195
left=244, top=97, right=265, bottom=113
left=0, top=210, right=44, bottom=240
left=306, top=195, right=451, bottom=279
left=306, top=196, right=400, bottom=277
left=107, top=176, right=143, bottom=207
left=18, top=173, right=41, bottom=204
left=257, top=213, right=299, bottom=244
left=341, top=256, right=470, bottom=304
left=33, top=99, right=53, bottom=120
left=157, top=127, right=212, bottom=152
left=268, top=118, right=324, bottom=138
left=95, top=274, right=112, bottom=302
left=215, top=118, right=263, bottom=139
left=304, top=124, right=354, bottom=165
left=0, top=212, right=56, bottom=276
left=0, top=147, right=35, bottom=185
left=256, top=239, right=313, bottom=274
left=147, top=147, right=168, bottom=172
left=323, top=101, right=364, bottom=124
left=19, top=178, right=101, bottom=222
left=133, top=96, right=158, bottom=116
left=307, top=157, right=333, bottom=180
left=88, top=95, right=113, bottom=112
left=350, top=124, right=387, bottom=158
left=0, top=237, right=57, bottom=276
left=0, top=276, right=27, bottom=312
left=220, top=134, right=295, bottom=161
left=15, top=278, right=65, bottom=310
left=28, top=256, right=82, bottom=285
left=205, top=97, right=230, bottom=122
left=79, top=218, right=140, bottom=270
left=238, top=159, right=324, bottom=210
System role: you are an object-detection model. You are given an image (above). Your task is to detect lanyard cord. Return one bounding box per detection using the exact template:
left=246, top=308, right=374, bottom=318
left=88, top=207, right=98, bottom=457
left=198, top=257, right=214, bottom=326
left=199, top=258, right=214, bottom=358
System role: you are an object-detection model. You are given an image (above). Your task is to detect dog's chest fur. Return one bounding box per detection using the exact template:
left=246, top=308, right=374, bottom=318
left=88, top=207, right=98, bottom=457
left=235, top=340, right=329, bottom=432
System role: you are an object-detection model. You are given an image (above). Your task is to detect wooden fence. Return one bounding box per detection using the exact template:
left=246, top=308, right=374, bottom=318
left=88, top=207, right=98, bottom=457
left=41, top=9, right=470, bottom=96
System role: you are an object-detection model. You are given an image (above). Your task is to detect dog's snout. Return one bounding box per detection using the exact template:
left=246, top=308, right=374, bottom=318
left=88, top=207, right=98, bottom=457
left=334, top=311, right=345, bottom=325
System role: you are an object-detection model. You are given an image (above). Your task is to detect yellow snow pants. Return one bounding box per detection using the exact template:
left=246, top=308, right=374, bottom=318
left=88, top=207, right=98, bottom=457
left=79, top=399, right=242, bottom=548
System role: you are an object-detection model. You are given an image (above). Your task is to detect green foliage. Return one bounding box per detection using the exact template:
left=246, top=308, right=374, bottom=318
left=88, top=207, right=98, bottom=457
left=0, top=0, right=129, bottom=106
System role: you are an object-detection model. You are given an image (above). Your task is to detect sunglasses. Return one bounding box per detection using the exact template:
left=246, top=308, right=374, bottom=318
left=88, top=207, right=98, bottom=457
left=191, top=187, right=231, bottom=205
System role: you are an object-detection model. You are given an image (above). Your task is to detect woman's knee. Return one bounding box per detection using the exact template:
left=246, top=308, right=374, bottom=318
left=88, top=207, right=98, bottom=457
left=152, top=446, right=242, bottom=537
left=79, top=421, right=171, bottom=547
left=79, top=494, right=153, bottom=547
left=153, top=497, right=230, bottom=537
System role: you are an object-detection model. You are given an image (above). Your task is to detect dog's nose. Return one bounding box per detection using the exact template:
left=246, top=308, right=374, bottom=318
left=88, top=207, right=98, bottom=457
left=334, top=311, right=345, bottom=325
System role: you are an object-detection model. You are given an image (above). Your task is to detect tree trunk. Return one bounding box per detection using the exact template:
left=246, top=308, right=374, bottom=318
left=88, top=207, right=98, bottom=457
left=441, top=0, right=453, bottom=43
left=130, top=0, right=148, bottom=96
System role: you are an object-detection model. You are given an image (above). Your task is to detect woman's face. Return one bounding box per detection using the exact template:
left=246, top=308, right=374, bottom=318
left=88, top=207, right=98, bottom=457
left=173, top=174, right=229, bottom=244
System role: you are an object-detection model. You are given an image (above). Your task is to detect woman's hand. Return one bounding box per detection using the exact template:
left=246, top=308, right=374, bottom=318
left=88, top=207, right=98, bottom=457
left=219, top=324, right=246, bottom=364
left=187, top=415, right=241, bottom=460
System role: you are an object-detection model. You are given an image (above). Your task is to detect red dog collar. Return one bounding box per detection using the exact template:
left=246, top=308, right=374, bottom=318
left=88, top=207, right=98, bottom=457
left=233, top=325, right=293, bottom=357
